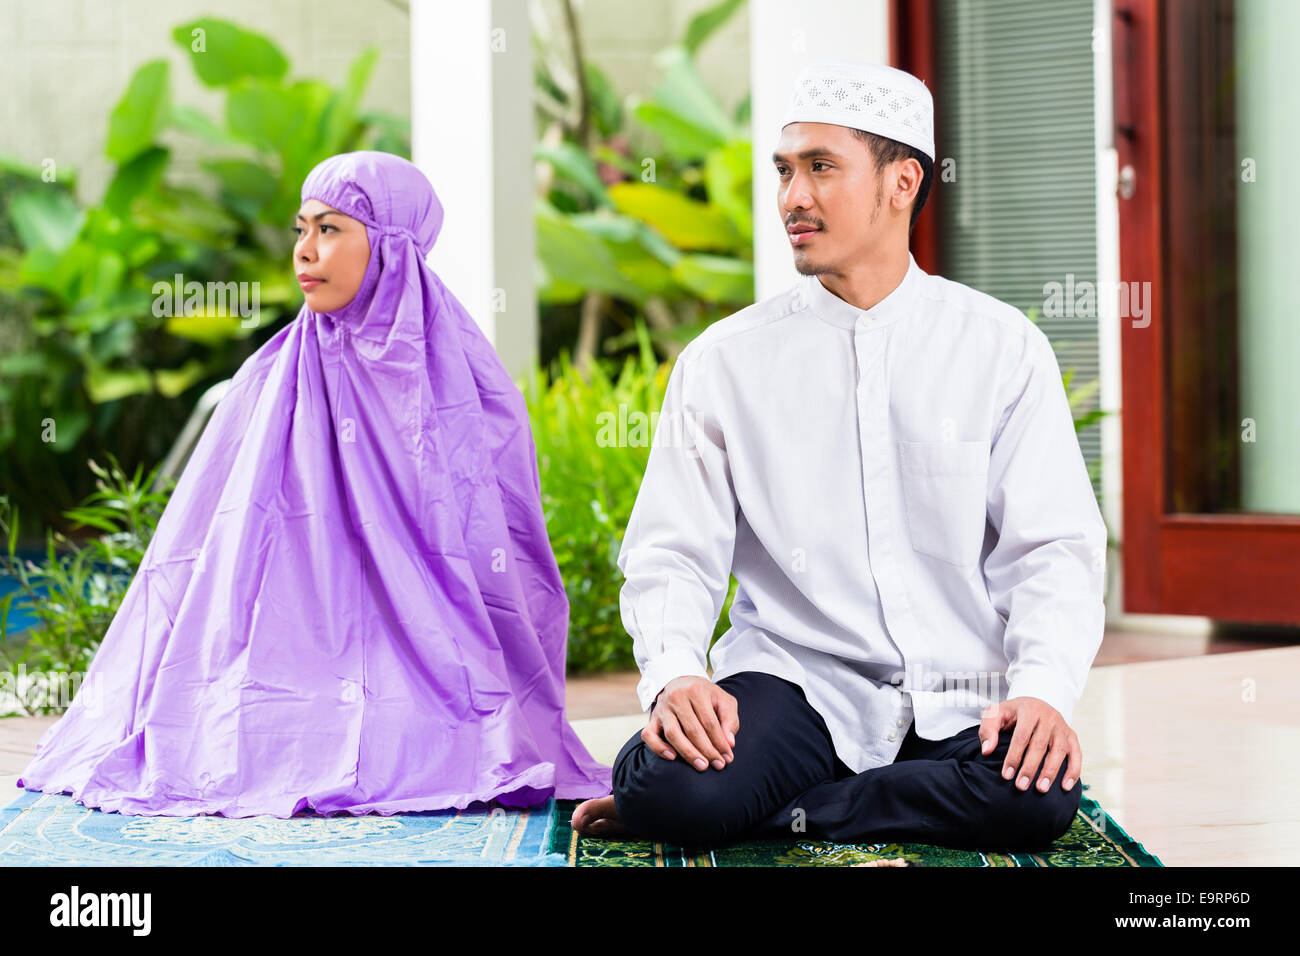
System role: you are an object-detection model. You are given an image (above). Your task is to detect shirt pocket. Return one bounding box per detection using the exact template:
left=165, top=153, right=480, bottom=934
left=897, top=439, right=991, bottom=568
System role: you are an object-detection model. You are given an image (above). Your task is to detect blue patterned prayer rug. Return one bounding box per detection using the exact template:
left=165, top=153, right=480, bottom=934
left=0, top=789, right=568, bottom=866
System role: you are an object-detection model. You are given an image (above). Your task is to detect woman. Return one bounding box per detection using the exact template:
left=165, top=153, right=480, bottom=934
left=16, top=151, right=612, bottom=817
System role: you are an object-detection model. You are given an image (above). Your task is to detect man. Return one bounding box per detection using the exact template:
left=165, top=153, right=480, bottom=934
left=570, top=60, right=1107, bottom=851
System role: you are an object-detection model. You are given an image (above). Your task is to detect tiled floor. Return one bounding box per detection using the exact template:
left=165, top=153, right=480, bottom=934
left=4, top=620, right=1296, bottom=866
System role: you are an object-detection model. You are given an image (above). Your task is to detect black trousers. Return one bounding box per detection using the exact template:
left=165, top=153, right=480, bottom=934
left=611, top=670, right=1082, bottom=852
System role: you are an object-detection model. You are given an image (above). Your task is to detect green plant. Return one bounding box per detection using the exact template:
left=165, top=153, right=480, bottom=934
left=0, top=454, right=173, bottom=716
left=532, top=0, right=753, bottom=372
left=522, top=320, right=736, bottom=671
left=0, top=17, right=409, bottom=530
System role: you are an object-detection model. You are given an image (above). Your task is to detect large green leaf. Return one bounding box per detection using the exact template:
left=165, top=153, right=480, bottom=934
left=226, top=78, right=334, bottom=224
left=154, top=359, right=214, bottom=397
left=7, top=189, right=85, bottom=254
left=570, top=214, right=677, bottom=297
left=84, top=250, right=126, bottom=310
left=14, top=246, right=67, bottom=296
left=588, top=143, right=647, bottom=182
left=87, top=316, right=137, bottom=363
left=201, top=158, right=279, bottom=221
left=734, top=90, right=752, bottom=126
left=84, top=364, right=153, bottom=403
left=320, top=47, right=379, bottom=154
left=81, top=208, right=160, bottom=267
left=226, top=78, right=325, bottom=153
left=171, top=18, right=289, bottom=88
left=682, top=0, right=746, bottom=55
left=584, top=61, right=624, bottom=138
left=536, top=202, right=646, bottom=305
left=240, top=264, right=301, bottom=309
left=130, top=187, right=241, bottom=246
left=650, top=46, right=735, bottom=138
left=616, top=256, right=676, bottom=298
left=631, top=101, right=726, bottom=161
left=163, top=309, right=259, bottom=346
left=671, top=254, right=754, bottom=303
left=168, top=103, right=234, bottom=146
left=0, top=156, right=53, bottom=181
left=106, top=60, right=171, bottom=163
left=536, top=259, right=586, bottom=306
left=607, top=182, right=743, bottom=251
left=64, top=290, right=148, bottom=338
left=704, top=140, right=754, bottom=243
left=103, top=147, right=170, bottom=217
left=535, top=141, right=610, bottom=206
left=55, top=241, right=114, bottom=305
left=0, top=353, right=47, bottom=376
left=566, top=212, right=682, bottom=267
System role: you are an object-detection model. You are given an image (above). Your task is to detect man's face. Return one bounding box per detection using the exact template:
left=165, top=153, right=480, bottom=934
left=294, top=199, right=371, bottom=313
left=773, top=122, right=908, bottom=276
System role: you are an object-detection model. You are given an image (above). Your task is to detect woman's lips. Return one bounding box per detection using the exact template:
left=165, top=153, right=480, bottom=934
left=298, top=277, right=324, bottom=290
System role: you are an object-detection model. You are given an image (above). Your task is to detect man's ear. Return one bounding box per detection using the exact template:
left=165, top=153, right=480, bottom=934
left=893, top=158, right=923, bottom=209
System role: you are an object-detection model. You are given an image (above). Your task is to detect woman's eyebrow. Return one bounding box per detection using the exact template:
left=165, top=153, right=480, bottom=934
left=294, top=210, right=341, bottom=222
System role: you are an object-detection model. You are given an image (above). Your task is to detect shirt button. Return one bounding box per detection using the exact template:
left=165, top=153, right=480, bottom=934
left=896, top=718, right=904, bottom=727
left=887, top=732, right=897, bottom=741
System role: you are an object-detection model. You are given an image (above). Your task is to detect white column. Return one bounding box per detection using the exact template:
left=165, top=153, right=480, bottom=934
left=1093, top=0, right=1128, bottom=626
left=749, top=0, right=890, bottom=302
left=410, top=0, right=537, bottom=380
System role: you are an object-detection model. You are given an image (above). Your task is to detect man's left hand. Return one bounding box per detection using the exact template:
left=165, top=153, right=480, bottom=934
left=977, top=697, right=1080, bottom=793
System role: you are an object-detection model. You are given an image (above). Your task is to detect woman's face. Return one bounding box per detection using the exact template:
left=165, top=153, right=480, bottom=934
left=294, top=199, right=371, bottom=313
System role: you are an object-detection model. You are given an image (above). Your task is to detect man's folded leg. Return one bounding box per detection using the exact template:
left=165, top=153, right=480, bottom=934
left=610, top=670, right=840, bottom=848
left=747, top=721, right=1083, bottom=852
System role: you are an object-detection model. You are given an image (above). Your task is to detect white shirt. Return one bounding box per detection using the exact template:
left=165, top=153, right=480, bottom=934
left=616, top=252, right=1107, bottom=774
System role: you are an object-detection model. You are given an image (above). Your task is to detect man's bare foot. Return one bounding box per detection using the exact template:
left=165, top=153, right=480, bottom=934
left=570, top=794, right=630, bottom=839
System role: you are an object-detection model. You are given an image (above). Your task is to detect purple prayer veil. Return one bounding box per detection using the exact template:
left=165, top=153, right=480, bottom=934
left=16, top=151, right=612, bottom=817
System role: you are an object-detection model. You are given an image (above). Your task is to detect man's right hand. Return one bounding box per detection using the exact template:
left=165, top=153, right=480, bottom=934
left=645, top=675, right=738, bottom=771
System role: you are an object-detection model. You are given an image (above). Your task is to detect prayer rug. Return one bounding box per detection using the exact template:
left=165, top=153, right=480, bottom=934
left=548, top=783, right=1164, bottom=866
left=0, top=789, right=568, bottom=866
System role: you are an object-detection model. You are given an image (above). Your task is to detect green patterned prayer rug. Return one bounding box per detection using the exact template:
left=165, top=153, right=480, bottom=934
left=548, top=783, right=1163, bottom=867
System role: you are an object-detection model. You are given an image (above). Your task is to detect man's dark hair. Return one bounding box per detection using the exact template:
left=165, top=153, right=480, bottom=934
left=849, top=128, right=934, bottom=233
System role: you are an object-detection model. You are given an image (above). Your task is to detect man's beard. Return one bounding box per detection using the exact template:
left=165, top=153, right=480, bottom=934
left=792, top=183, right=882, bottom=275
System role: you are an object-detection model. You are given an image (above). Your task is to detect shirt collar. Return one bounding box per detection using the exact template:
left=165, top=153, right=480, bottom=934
left=799, top=252, right=924, bottom=330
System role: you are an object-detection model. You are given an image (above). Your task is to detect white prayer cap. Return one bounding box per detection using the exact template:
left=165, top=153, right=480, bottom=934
left=781, top=60, right=935, bottom=161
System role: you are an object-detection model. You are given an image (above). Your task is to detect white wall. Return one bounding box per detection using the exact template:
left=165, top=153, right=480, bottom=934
left=577, top=0, right=750, bottom=118
left=0, top=0, right=410, bottom=204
